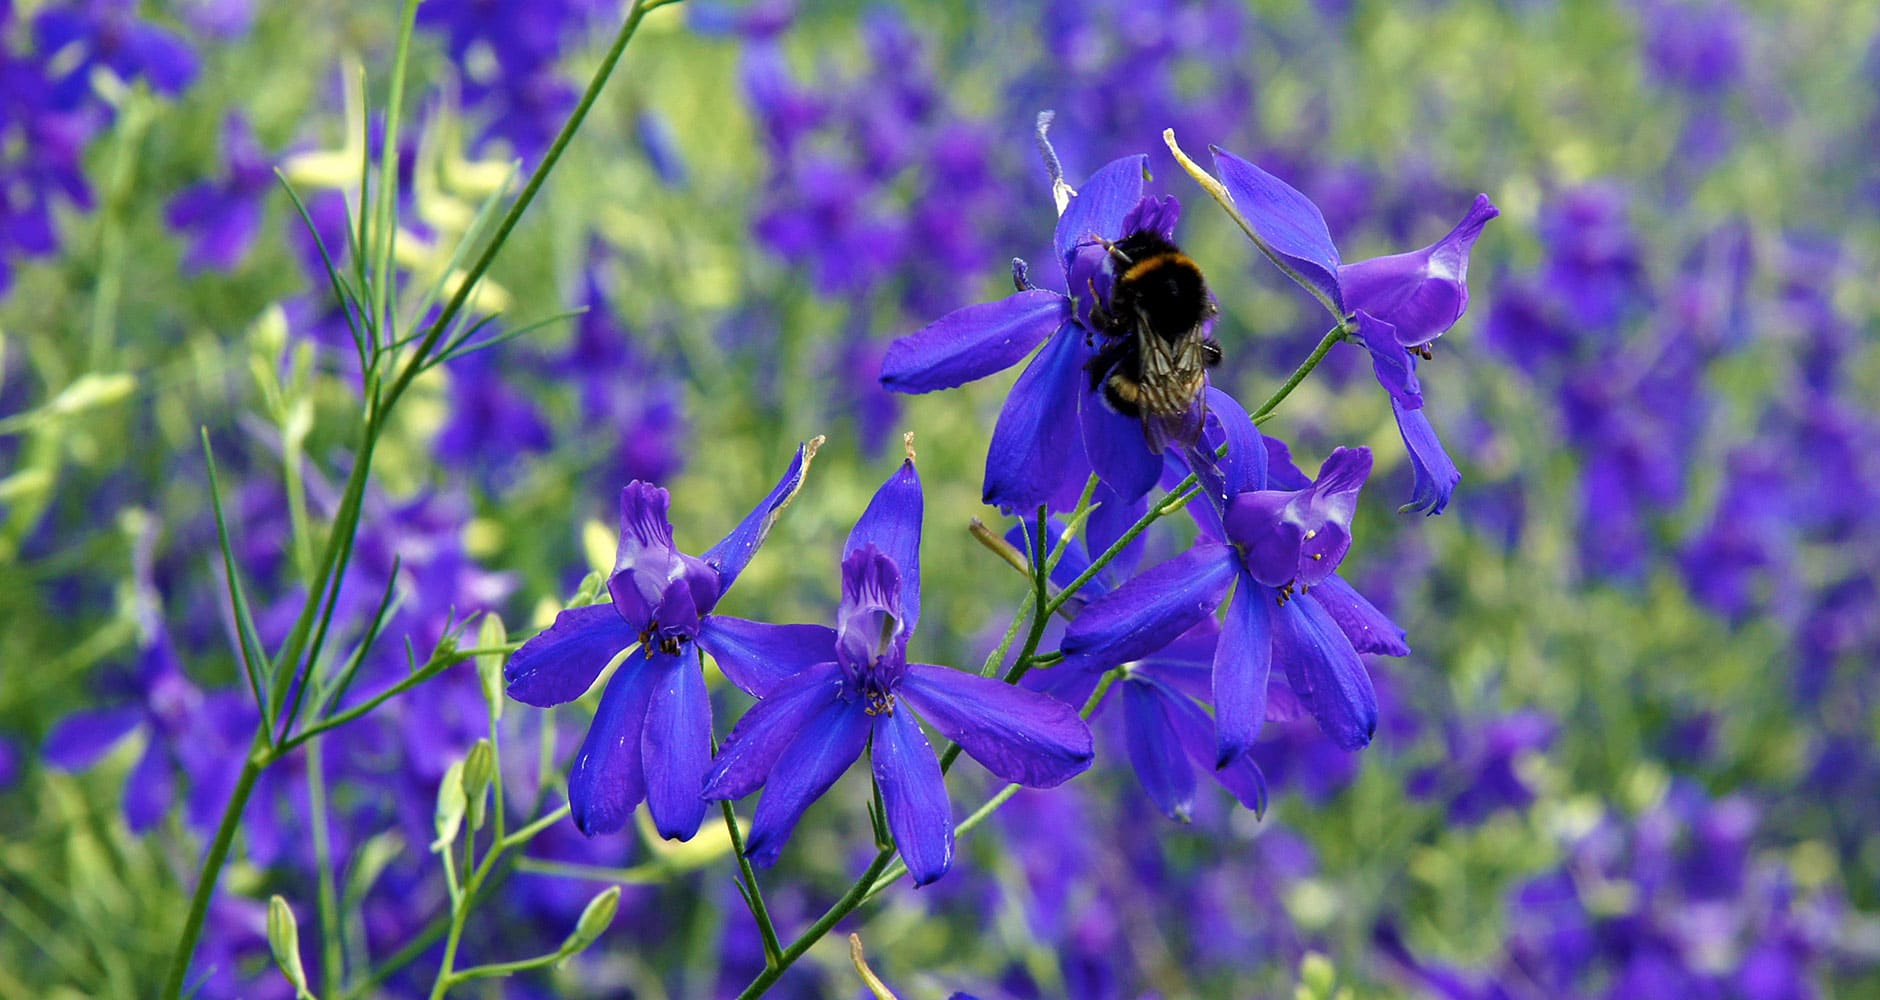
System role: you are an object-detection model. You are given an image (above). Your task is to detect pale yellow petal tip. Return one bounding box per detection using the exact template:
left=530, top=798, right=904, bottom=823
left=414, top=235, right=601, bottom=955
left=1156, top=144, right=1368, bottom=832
left=902, top=431, right=917, bottom=464
left=1162, top=128, right=1227, bottom=201
left=804, top=433, right=827, bottom=461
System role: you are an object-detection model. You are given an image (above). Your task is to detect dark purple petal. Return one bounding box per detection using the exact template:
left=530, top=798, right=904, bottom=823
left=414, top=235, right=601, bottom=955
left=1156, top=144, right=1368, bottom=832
left=845, top=456, right=923, bottom=633
left=701, top=440, right=817, bottom=596
left=1055, top=155, right=1148, bottom=273
left=121, top=23, right=199, bottom=95
left=640, top=655, right=712, bottom=840
left=1308, top=575, right=1410, bottom=656
left=1163, top=687, right=1269, bottom=816
left=1059, top=545, right=1238, bottom=671
left=744, top=700, right=871, bottom=867
left=1393, top=400, right=1461, bottom=515
left=1122, top=680, right=1198, bottom=821
left=899, top=664, right=1093, bottom=787
left=871, top=708, right=953, bottom=885
left=881, top=291, right=1067, bottom=393
left=505, top=604, right=637, bottom=707
left=1262, top=434, right=1313, bottom=491
left=696, top=616, right=838, bottom=698
left=704, top=662, right=846, bottom=800
left=983, top=323, right=1090, bottom=513
left=1208, top=386, right=1267, bottom=497
left=837, top=548, right=909, bottom=671
left=569, top=649, right=663, bottom=836
left=1081, top=392, right=1162, bottom=504
left=1212, top=571, right=1275, bottom=764
left=1354, top=310, right=1423, bottom=409
left=1338, top=194, right=1498, bottom=348
left=1084, top=484, right=1148, bottom=583
left=1224, top=491, right=1304, bottom=588
left=1210, top=148, right=1345, bottom=313
left=607, top=482, right=685, bottom=629
left=44, top=707, right=145, bottom=770
left=1293, top=446, right=1371, bottom=586
left=1274, top=594, right=1377, bottom=750
left=123, top=742, right=175, bottom=832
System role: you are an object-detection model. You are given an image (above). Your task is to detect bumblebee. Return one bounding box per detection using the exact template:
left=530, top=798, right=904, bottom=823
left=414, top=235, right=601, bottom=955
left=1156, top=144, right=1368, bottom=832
left=1085, top=230, right=1223, bottom=454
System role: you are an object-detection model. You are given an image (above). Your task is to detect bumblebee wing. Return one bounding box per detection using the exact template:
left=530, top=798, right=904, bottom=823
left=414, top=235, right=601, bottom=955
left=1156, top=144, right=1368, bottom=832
left=1132, top=317, right=1210, bottom=454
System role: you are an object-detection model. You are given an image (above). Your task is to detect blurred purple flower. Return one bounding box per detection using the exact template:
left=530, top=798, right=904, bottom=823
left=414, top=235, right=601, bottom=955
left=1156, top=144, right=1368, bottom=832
left=31, top=0, right=198, bottom=110
left=165, top=115, right=275, bottom=272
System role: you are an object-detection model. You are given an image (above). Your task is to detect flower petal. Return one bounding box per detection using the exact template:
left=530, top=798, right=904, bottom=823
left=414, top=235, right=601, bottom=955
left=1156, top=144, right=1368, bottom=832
left=845, top=456, right=923, bottom=633
left=1081, top=391, right=1163, bottom=504
left=1308, top=575, right=1410, bottom=656
left=1122, top=679, right=1198, bottom=821
left=569, top=648, right=661, bottom=836
left=697, top=616, right=839, bottom=698
left=123, top=742, right=175, bottom=832
left=1223, top=490, right=1304, bottom=588
left=983, top=322, right=1090, bottom=514
left=1058, top=544, right=1238, bottom=672
left=1338, top=194, right=1498, bottom=348
left=44, top=706, right=145, bottom=770
left=744, top=699, right=871, bottom=868
left=1163, top=684, right=1269, bottom=816
left=704, top=662, right=846, bottom=801
left=1208, top=386, right=1267, bottom=497
left=1213, top=571, right=1275, bottom=764
left=1210, top=148, right=1345, bottom=314
left=505, top=604, right=637, bottom=708
left=640, top=655, right=713, bottom=840
left=701, top=439, right=818, bottom=595
left=1353, top=310, right=1423, bottom=409
left=880, top=290, right=1068, bottom=393
left=872, top=708, right=954, bottom=886
left=1274, top=593, right=1377, bottom=750
left=900, top=664, right=1093, bottom=787
left=1055, top=155, right=1148, bottom=273
left=1393, top=399, right=1461, bottom=516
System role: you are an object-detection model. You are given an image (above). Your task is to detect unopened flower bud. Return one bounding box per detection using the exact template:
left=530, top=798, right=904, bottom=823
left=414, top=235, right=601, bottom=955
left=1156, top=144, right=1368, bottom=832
left=475, top=615, right=507, bottom=721
left=432, top=760, right=466, bottom=851
left=560, top=885, right=620, bottom=955
left=461, top=739, right=494, bottom=831
left=266, top=895, right=311, bottom=998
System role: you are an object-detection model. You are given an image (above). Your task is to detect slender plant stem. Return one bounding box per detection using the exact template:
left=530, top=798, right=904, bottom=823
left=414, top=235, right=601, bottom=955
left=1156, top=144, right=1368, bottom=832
left=161, top=738, right=265, bottom=998
left=722, top=797, right=784, bottom=966
left=734, top=850, right=895, bottom=1000
left=306, top=736, right=346, bottom=993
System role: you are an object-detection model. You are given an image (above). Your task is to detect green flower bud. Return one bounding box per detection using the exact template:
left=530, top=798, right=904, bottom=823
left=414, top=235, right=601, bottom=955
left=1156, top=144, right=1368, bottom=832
left=461, top=739, right=495, bottom=831
left=476, top=614, right=508, bottom=722
left=432, top=760, right=466, bottom=852
left=560, top=885, right=621, bottom=956
left=266, top=895, right=311, bottom=998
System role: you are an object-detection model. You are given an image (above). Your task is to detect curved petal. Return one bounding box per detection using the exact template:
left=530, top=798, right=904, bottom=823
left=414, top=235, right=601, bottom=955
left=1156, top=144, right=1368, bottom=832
left=1274, top=594, right=1377, bottom=750
left=1208, top=386, right=1267, bottom=497
left=1080, top=390, right=1162, bottom=505
left=607, top=482, right=682, bottom=629
left=1122, top=680, right=1197, bottom=821
left=872, top=708, right=953, bottom=886
left=1393, top=399, right=1461, bottom=516
left=1338, top=194, right=1498, bottom=348
left=982, top=323, right=1090, bottom=514
left=744, top=700, right=871, bottom=868
left=900, top=664, right=1093, bottom=787
left=881, top=290, right=1067, bottom=393
left=1353, top=310, right=1422, bottom=409
left=1055, top=155, right=1149, bottom=272
left=1085, top=484, right=1148, bottom=583
left=1058, top=544, right=1237, bottom=672
left=1210, top=148, right=1345, bottom=314
left=640, top=655, right=713, bottom=840
left=704, top=662, right=846, bottom=800
left=702, top=439, right=818, bottom=596
left=1213, top=571, right=1275, bottom=765
left=845, top=457, right=923, bottom=634
left=1305, top=575, right=1409, bottom=656
left=45, top=706, right=145, bottom=771
left=568, top=648, right=661, bottom=836
left=1162, top=683, right=1268, bottom=816
left=697, top=616, right=838, bottom=698
left=1224, top=490, right=1305, bottom=588
left=505, top=604, right=636, bottom=707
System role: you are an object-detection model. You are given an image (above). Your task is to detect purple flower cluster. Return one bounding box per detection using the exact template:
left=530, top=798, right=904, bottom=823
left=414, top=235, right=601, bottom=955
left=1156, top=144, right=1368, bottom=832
left=416, top=0, right=607, bottom=161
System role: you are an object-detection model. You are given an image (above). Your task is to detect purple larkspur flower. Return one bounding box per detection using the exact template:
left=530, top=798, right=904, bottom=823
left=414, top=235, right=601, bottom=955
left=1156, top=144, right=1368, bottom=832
left=701, top=452, right=1093, bottom=884
left=882, top=154, right=1208, bottom=512
left=504, top=441, right=818, bottom=840
left=1205, top=147, right=1497, bottom=514
left=31, top=0, right=198, bottom=110
left=43, top=636, right=204, bottom=832
left=164, top=114, right=274, bottom=272
left=1058, top=390, right=1407, bottom=764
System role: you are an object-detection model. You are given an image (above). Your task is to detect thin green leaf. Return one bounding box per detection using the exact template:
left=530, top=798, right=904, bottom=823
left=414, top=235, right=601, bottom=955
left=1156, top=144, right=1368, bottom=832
left=201, top=431, right=274, bottom=732
left=314, top=555, right=403, bottom=725
left=429, top=308, right=587, bottom=370
left=274, top=170, right=369, bottom=373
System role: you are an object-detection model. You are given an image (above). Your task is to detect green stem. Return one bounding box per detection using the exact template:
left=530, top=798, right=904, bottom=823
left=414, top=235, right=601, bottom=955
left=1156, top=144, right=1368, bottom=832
left=161, top=738, right=266, bottom=998
left=1251, top=322, right=1347, bottom=423
left=306, top=736, right=345, bottom=993
left=722, top=797, right=784, bottom=967
left=445, top=949, right=571, bottom=987
left=734, top=850, right=896, bottom=1000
